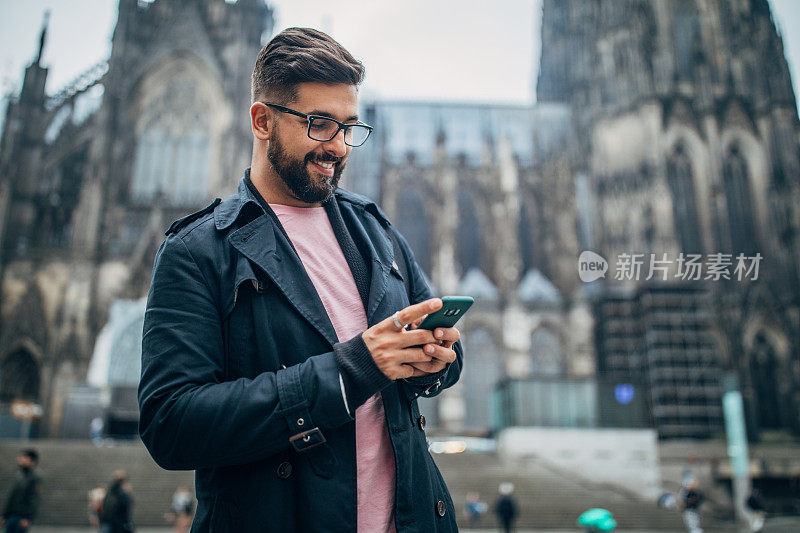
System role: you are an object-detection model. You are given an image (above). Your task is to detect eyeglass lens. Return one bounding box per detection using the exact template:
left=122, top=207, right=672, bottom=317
left=308, top=117, right=370, bottom=146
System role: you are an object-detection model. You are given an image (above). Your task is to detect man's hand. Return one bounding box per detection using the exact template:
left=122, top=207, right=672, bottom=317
left=362, top=298, right=457, bottom=380
left=20, top=518, right=30, bottom=529
left=406, top=324, right=460, bottom=375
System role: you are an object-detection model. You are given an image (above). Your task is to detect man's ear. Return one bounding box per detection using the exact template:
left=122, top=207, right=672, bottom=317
left=250, top=102, right=271, bottom=141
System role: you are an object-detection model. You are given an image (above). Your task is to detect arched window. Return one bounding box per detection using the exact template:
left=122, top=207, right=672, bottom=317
left=394, top=189, right=432, bottom=276
left=749, top=332, right=781, bottom=430
left=88, top=298, right=146, bottom=388
left=723, top=144, right=758, bottom=254
left=0, top=349, right=39, bottom=402
left=673, top=0, right=702, bottom=80
left=130, top=66, right=216, bottom=205
left=461, top=328, right=502, bottom=432
left=666, top=143, right=702, bottom=253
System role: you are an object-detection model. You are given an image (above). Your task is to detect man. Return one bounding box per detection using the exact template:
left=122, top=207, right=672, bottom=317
left=138, top=27, right=462, bottom=532
left=678, top=478, right=704, bottom=533
left=746, top=488, right=766, bottom=532
left=99, top=470, right=134, bottom=533
left=0, top=449, right=41, bottom=533
left=168, top=486, right=194, bottom=533
left=494, top=482, right=518, bottom=533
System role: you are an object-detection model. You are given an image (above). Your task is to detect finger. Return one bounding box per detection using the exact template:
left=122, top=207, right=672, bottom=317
left=423, top=343, right=457, bottom=363
left=402, top=364, right=427, bottom=379
left=408, top=359, right=447, bottom=374
left=407, top=315, right=427, bottom=331
left=386, top=298, right=441, bottom=331
left=433, top=327, right=460, bottom=344
left=397, top=328, right=437, bottom=348
left=396, top=347, right=434, bottom=365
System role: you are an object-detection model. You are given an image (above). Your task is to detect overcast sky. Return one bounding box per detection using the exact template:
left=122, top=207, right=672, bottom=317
left=0, top=0, right=798, bottom=108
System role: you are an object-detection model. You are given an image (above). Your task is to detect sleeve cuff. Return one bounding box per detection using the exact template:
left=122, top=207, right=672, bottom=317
left=333, top=333, right=393, bottom=409
left=403, top=364, right=449, bottom=387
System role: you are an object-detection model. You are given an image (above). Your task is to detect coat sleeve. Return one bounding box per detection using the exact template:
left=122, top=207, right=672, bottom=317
left=391, top=227, right=463, bottom=398
left=22, top=475, right=40, bottom=520
left=138, top=235, right=375, bottom=470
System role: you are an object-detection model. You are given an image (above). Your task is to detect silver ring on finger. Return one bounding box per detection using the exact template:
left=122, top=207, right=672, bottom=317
left=392, top=311, right=405, bottom=330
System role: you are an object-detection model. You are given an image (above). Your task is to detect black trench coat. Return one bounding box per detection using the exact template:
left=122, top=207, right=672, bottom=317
left=138, top=173, right=463, bottom=532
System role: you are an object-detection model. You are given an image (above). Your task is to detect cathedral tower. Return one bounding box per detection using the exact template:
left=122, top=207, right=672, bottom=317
left=0, top=0, right=274, bottom=437
left=539, top=0, right=800, bottom=437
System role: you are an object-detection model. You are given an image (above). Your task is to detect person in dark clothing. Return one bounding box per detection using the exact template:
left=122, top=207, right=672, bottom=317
left=678, top=478, right=703, bottom=533
left=495, top=482, right=518, bottom=533
left=99, top=470, right=134, bottom=533
left=137, top=26, right=463, bottom=532
left=0, top=449, right=41, bottom=533
left=746, top=488, right=766, bottom=532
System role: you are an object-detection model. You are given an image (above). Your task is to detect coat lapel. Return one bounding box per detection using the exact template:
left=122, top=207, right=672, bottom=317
left=228, top=214, right=339, bottom=347
left=337, top=201, right=396, bottom=326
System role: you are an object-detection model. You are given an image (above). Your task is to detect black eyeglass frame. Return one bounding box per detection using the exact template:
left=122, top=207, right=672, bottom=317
left=262, top=102, right=373, bottom=147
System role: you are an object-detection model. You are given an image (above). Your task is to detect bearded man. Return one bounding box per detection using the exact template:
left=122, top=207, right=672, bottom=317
left=138, top=27, right=463, bottom=532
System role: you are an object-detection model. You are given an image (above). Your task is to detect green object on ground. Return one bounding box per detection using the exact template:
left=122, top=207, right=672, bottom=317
left=577, top=508, right=617, bottom=531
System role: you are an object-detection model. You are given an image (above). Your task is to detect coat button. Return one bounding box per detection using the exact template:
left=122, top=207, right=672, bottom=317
left=277, top=461, right=293, bottom=479
left=417, top=414, right=426, bottom=430
left=436, top=500, right=446, bottom=517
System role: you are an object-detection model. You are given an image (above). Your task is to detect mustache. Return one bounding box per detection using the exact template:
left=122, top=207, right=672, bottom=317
left=306, top=152, right=342, bottom=164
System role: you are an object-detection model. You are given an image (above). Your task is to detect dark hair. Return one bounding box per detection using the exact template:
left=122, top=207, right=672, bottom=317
left=252, top=27, right=365, bottom=104
left=21, top=448, right=38, bottom=463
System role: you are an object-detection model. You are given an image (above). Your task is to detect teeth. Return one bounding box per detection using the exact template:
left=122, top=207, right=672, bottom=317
left=315, top=161, right=334, bottom=169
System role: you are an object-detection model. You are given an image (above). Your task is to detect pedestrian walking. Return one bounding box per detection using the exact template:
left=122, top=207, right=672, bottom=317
left=746, top=487, right=766, bottom=532
left=99, top=470, right=133, bottom=533
left=88, top=486, right=106, bottom=528
left=0, top=449, right=40, bottom=533
left=678, top=478, right=704, bottom=533
left=464, top=491, right=487, bottom=527
left=494, top=482, right=518, bottom=533
left=167, top=487, right=193, bottom=533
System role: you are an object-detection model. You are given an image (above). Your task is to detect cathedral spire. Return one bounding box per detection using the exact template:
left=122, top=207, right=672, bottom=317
left=36, top=10, right=50, bottom=65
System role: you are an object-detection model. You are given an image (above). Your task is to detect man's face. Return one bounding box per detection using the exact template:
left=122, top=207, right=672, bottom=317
left=17, top=454, right=33, bottom=469
left=267, top=82, right=358, bottom=204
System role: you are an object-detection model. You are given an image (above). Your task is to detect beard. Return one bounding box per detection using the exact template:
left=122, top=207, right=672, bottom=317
left=267, top=133, right=345, bottom=204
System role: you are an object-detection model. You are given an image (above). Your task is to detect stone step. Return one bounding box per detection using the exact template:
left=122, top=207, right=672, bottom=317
left=0, top=440, right=703, bottom=529
left=432, top=451, right=686, bottom=529
left=0, top=440, right=193, bottom=526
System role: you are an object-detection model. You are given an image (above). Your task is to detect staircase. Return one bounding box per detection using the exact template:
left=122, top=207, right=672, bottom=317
left=0, top=440, right=193, bottom=527
left=0, top=439, right=725, bottom=529
left=433, top=450, right=687, bottom=530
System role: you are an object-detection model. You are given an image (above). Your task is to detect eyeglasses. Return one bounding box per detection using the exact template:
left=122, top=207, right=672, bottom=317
left=263, top=102, right=373, bottom=147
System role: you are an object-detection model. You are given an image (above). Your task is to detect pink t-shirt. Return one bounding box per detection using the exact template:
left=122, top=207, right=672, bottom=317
left=270, top=203, right=397, bottom=533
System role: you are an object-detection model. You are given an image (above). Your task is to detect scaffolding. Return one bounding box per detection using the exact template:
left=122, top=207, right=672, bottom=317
left=596, top=282, right=724, bottom=438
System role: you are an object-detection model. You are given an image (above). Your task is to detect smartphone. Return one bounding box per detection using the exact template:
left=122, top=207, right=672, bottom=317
left=416, top=296, right=474, bottom=330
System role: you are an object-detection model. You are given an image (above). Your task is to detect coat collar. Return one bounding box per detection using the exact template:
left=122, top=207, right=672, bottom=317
left=214, top=170, right=263, bottom=231
left=217, top=169, right=399, bottom=345
left=214, top=169, right=393, bottom=232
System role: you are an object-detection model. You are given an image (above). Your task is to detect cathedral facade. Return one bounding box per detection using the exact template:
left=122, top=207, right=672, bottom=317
left=536, top=0, right=800, bottom=437
left=0, top=0, right=798, bottom=439
left=0, top=0, right=273, bottom=436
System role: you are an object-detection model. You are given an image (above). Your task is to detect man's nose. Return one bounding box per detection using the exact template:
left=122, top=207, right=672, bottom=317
left=323, top=128, right=348, bottom=158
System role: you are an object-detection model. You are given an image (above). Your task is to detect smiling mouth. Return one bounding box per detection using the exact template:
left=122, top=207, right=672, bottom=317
left=309, top=159, right=337, bottom=176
